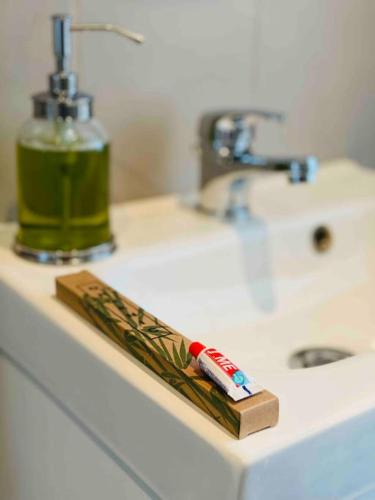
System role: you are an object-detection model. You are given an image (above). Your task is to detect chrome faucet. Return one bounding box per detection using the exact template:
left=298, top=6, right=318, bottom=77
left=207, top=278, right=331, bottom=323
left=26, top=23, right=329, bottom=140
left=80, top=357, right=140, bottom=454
left=198, top=110, right=319, bottom=219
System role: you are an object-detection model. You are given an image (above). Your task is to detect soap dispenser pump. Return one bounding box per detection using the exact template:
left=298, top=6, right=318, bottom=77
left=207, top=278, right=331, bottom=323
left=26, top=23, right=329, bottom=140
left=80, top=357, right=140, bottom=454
left=15, top=14, right=144, bottom=264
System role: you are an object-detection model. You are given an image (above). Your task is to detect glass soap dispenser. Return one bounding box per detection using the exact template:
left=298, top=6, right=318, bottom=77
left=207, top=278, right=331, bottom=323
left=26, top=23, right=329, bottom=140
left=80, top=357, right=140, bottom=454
left=15, top=14, right=144, bottom=264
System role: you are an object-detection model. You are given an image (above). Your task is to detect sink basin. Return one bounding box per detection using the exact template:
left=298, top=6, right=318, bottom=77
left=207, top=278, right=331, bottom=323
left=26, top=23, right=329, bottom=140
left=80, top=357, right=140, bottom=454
left=1, top=159, right=375, bottom=499
left=104, top=201, right=374, bottom=371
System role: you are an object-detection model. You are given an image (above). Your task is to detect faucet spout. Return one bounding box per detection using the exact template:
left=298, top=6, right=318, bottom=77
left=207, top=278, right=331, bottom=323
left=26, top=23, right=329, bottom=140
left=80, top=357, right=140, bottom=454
left=238, top=154, right=319, bottom=183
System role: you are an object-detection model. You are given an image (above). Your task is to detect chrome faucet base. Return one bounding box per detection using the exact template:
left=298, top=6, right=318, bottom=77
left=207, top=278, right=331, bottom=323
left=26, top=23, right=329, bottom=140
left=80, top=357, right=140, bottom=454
left=195, top=201, right=251, bottom=221
left=195, top=173, right=252, bottom=220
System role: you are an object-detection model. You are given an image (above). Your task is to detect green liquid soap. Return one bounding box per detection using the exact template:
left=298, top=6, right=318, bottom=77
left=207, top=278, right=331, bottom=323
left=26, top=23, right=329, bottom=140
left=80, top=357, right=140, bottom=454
left=16, top=143, right=110, bottom=251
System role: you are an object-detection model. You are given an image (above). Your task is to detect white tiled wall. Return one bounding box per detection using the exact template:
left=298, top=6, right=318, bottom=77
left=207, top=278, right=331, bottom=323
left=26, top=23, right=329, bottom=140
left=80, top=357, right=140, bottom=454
left=0, top=0, right=374, bottom=221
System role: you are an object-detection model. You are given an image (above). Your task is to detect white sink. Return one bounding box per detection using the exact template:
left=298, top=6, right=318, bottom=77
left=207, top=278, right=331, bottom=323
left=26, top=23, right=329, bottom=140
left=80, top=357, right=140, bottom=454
left=1, top=159, right=375, bottom=499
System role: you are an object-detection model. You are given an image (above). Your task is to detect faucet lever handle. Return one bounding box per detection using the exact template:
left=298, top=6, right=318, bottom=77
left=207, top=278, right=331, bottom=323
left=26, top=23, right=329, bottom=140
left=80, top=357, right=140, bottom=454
left=201, top=109, right=284, bottom=160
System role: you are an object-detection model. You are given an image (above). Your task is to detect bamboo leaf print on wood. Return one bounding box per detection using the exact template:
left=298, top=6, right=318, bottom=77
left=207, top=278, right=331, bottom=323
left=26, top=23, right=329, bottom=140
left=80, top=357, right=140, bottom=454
left=56, top=271, right=279, bottom=439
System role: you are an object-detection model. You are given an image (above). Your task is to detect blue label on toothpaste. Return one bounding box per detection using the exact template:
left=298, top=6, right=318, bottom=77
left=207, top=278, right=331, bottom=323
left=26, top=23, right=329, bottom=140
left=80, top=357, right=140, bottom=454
left=232, top=370, right=249, bottom=386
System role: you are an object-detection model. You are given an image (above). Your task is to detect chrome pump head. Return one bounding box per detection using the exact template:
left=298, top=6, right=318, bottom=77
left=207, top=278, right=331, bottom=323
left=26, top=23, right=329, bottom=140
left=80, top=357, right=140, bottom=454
left=33, top=14, right=144, bottom=121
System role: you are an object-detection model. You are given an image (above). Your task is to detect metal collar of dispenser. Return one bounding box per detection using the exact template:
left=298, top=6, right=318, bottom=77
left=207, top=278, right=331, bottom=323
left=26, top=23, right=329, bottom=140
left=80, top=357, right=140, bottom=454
left=32, top=91, right=93, bottom=121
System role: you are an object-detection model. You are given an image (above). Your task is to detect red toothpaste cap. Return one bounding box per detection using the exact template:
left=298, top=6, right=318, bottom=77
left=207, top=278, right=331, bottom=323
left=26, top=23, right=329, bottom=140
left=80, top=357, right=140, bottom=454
left=189, top=341, right=206, bottom=358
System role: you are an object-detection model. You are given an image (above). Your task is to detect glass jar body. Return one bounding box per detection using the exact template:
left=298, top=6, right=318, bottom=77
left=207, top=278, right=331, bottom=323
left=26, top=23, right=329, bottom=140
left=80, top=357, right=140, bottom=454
left=16, top=118, right=113, bottom=262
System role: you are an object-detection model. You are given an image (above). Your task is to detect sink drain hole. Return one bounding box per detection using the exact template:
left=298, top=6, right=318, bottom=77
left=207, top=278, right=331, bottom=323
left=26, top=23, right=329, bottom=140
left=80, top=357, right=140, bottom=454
left=312, top=225, right=333, bottom=253
left=289, top=347, right=353, bottom=369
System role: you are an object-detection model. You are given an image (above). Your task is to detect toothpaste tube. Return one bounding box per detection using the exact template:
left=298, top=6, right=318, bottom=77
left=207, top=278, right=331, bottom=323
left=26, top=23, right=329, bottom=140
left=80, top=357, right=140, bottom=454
left=189, top=342, right=263, bottom=402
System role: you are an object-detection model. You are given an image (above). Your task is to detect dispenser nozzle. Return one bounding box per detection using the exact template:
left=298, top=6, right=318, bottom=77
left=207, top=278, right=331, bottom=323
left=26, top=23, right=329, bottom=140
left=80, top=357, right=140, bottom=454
left=51, top=14, right=145, bottom=75
left=52, top=14, right=72, bottom=73
left=33, top=14, right=144, bottom=121
left=71, top=23, right=145, bottom=44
